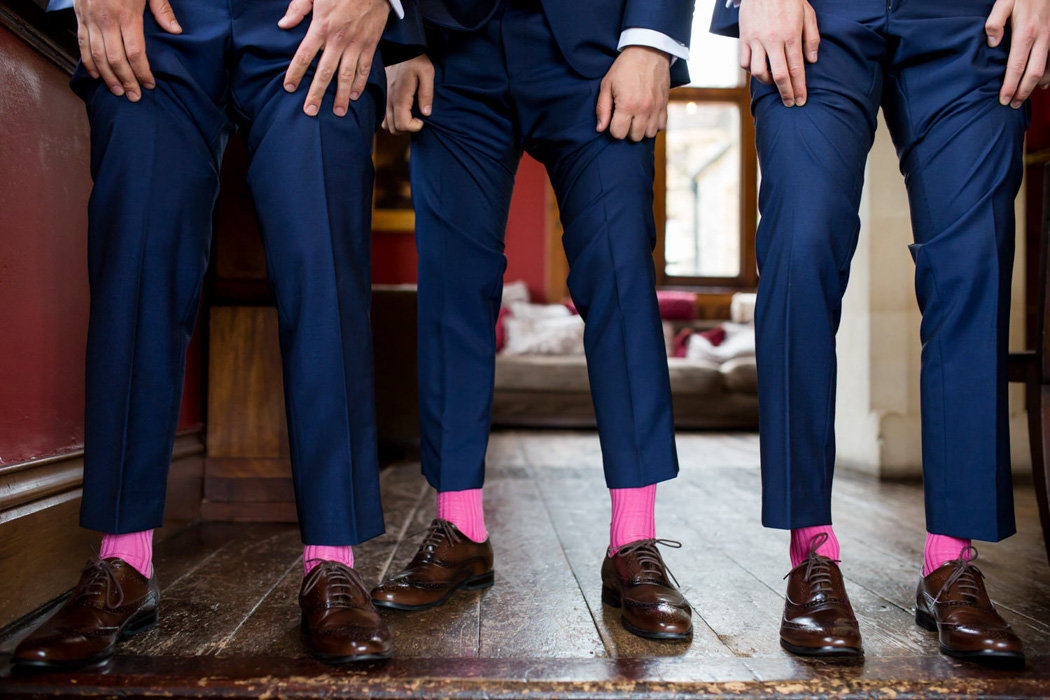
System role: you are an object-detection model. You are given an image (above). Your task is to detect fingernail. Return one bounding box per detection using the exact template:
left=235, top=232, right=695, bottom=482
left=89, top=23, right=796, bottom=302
left=1000, top=95, right=1010, bottom=106
left=128, top=91, right=140, bottom=102
left=284, top=83, right=296, bottom=92
left=111, top=86, right=124, bottom=96
left=422, top=105, right=431, bottom=115
left=172, top=22, right=182, bottom=32
left=144, top=82, right=155, bottom=89
left=784, top=99, right=795, bottom=107
left=797, top=97, right=806, bottom=106
left=350, top=91, right=360, bottom=101
left=305, top=104, right=318, bottom=116
left=1011, top=100, right=1022, bottom=109
left=808, top=52, right=817, bottom=61
left=335, top=106, right=347, bottom=117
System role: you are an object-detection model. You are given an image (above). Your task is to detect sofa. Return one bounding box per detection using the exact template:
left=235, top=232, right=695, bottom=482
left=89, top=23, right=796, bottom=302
left=491, top=288, right=759, bottom=430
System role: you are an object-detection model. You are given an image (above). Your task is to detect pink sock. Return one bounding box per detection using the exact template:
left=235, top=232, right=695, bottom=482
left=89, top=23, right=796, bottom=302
left=437, top=488, right=487, bottom=542
left=923, top=533, right=971, bottom=576
left=609, top=484, right=656, bottom=552
left=303, top=546, right=354, bottom=575
left=790, top=525, right=840, bottom=568
left=99, top=530, right=153, bottom=578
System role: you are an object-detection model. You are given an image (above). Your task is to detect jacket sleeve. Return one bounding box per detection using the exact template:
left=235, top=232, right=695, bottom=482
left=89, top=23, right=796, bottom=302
left=621, top=0, right=695, bottom=50
left=380, top=0, right=429, bottom=65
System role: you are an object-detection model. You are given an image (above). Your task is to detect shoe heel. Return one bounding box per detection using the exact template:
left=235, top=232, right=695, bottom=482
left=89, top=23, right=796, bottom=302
left=463, top=571, right=495, bottom=591
left=121, top=608, right=158, bottom=639
left=915, top=608, right=937, bottom=632
left=601, top=586, right=621, bottom=608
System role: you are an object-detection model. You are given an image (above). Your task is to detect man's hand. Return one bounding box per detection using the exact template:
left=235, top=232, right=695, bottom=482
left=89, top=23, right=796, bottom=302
left=986, top=0, right=1050, bottom=108
left=280, top=0, right=390, bottom=117
left=596, top=46, right=671, bottom=142
left=382, top=55, right=434, bottom=134
left=738, top=0, right=819, bottom=107
left=74, top=0, right=181, bottom=102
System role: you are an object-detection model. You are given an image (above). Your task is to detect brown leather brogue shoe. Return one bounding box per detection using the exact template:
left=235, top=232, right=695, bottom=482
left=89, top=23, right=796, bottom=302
left=915, top=547, right=1024, bottom=667
left=371, top=519, right=494, bottom=612
left=300, top=561, right=392, bottom=664
left=780, top=536, right=862, bottom=657
left=13, top=558, right=159, bottom=670
left=601, top=539, right=692, bottom=641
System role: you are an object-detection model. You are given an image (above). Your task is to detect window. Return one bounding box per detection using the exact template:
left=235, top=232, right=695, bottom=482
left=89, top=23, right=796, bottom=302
left=655, top=21, right=758, bottom=290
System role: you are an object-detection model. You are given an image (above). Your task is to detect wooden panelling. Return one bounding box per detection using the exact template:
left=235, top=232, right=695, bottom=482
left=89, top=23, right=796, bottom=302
left=0, top=431, right=204, bottom=629
left=203, top=288, right=421, bottom=522
left=206, top=306, right=288, bottom=460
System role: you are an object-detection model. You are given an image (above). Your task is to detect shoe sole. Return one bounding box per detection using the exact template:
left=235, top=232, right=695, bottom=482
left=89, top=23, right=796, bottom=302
left=779, top=638, right=863, bottom=658
left=915, top=608, right=1026, bottom=668
left=11, top=607, right=158, bottom=673
left=371, top=570, right=495, bottom=612
left=309, top=650, right=393, bottom=665
left=601, top=585, right=693, bottom=641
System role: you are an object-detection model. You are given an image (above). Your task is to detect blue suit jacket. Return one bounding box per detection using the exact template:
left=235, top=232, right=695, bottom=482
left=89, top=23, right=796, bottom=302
left=709, top=1, right=739, bottom=38
left=384, top=0, right=695, bottom=87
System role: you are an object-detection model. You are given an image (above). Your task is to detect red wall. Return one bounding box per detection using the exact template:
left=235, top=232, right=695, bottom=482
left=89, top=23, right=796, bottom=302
left=373, top=155, right=553, bottom=302
left=0, top=25, right=201, bottom=466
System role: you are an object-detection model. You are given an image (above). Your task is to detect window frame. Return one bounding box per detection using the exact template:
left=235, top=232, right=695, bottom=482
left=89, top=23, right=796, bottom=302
left=654, top=85, right=759, bottom=292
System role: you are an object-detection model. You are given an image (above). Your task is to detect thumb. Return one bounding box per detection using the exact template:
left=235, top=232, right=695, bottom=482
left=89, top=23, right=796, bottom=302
left=596, top=80, right=613, bottom=132
left=985, top=0, right=1012, bottom=47
left=278, top=0, right=314, bottom=29
left=417, top=70, right=434, bottom=117
left=149, top=0, right=182, bottom=34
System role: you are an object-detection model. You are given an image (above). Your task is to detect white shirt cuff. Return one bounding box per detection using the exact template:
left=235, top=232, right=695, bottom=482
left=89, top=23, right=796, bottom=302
left=617, top=28, right=689, bottom=63
left=388, top=0, right=405, bottom=20
left=726, top=0, right=741, bottom=6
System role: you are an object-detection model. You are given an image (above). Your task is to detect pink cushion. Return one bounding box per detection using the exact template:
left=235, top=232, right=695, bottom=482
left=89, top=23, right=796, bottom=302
left=656, top=291, right=698, bottom=320
left=495, top=306, right=511, bottom=352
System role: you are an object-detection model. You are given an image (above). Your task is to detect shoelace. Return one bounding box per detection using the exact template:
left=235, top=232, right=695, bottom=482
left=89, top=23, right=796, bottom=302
left=76, top=559, right=126, bottom=610
left=784, top=531, right=838, bottom=600
left=416, top=519, right=462, bottom=562
left=302, top=561, right=363, bottom=606
left=615, top=539, right=682, bottom=587
left=933, top=545, right=984, bottom=604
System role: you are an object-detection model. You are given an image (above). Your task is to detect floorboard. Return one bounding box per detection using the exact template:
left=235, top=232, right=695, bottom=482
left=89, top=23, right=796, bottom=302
left=2, top=430, right=1048, bottom=699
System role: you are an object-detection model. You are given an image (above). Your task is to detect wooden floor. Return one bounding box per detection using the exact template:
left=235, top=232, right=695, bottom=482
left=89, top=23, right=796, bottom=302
left=2, top=430, right=1050, bottom=698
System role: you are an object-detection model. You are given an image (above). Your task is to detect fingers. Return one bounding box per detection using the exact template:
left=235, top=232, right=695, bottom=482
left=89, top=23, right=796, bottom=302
left=279, top=0, right=314, bottom=30
left=349, top=46, right=373, bottom=102
left=284, top=29, right=323, bottom=95
left=628, top=112, right=648, bottom=142
left=739, top=40, right=752, bottom=73
left=609, top=110, right=632, bottom=140
left=78, top=22, right=98, bottom=79
left=1013, top=37, right=1049, bottom=106
left=333, top=47, right=360, bottom=117
left=595, top=80, right=614, bottom=131
left=985, top=0, right=1012, bottom=48
left=803, top=5, right=820, bottom=63
left=303, top=43, right=341, bottom=116
left=148, top=0, right=182, bottom=34
left=786, top=35, right=807, bottom=105
left=101, top=22, right=140, bottom=100
left=767, top=45, right=795, bottom=106
left=1001, top=28, right=1035, bottom=106
left=122, top=16, right=155, bottom=90
left=749, top=43, right=771, bottom=85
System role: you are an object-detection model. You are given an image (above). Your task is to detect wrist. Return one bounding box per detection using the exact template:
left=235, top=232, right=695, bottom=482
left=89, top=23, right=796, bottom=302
left=622, top=45, right=672, bottom=65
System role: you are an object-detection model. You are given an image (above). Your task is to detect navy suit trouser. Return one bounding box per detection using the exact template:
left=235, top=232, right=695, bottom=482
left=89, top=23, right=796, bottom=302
left=77, top=0, right=385, bottom=546
left=752, top=0, right=1029, bottom=541
left=412, top=2, right=679, bottom=490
